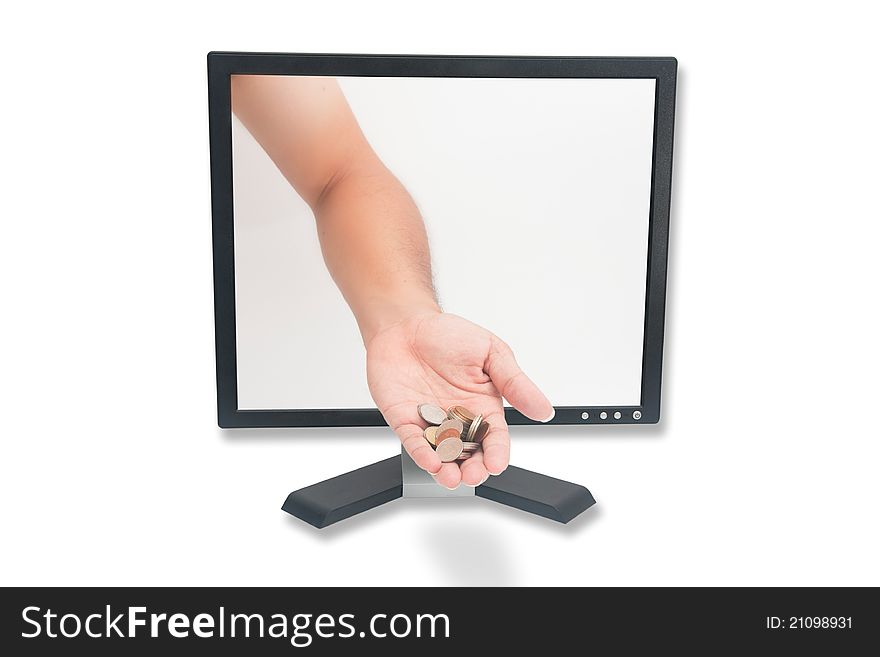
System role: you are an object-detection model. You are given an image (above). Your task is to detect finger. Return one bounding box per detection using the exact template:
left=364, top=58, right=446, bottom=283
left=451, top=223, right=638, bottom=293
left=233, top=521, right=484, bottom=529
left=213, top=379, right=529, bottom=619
left=485, top=337, right=554, bottom=422
left=432, top=462, right=462, bottom=489
left=479, top=411, right=511, bottom=475
left=459, top=450, right=489, bottom=486
left=397, top=423, right=442, bottom=475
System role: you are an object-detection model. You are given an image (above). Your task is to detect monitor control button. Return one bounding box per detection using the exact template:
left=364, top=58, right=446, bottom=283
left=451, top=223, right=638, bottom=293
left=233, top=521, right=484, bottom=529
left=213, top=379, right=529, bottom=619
left=599, top=411, right=608, bottom=420
left=581, top=411, right=589, bottom=420
left=613, top=411, right=622, bottom=420
left=633, top=410, right=642, bottom=420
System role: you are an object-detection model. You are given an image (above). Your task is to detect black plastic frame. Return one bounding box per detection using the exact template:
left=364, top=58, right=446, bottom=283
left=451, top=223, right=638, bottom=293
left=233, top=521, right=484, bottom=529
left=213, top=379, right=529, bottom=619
left=209, top=53, right=676, bottom=428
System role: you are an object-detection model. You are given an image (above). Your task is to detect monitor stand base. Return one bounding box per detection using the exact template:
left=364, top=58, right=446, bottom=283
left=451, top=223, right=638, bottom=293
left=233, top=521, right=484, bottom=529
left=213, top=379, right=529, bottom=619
left=282, top=449, right=596, bottom=528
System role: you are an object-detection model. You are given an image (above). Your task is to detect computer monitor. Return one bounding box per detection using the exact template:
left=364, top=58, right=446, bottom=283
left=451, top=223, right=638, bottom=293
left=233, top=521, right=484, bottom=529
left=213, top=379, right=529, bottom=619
left=208, top=53, right=675, bottom=527
left=209, top=54, right=675, bottom=430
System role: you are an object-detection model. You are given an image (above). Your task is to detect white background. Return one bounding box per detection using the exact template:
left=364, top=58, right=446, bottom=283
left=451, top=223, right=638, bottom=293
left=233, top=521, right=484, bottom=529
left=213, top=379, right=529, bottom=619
left=1, top=1, right=878, bottom=586
left=234, top=77, right=654, bottom=409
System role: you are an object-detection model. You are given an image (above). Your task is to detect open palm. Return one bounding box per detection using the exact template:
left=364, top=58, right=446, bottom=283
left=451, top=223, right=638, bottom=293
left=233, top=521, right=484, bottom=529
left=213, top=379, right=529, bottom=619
left=366, top=312, right=554, bottom=488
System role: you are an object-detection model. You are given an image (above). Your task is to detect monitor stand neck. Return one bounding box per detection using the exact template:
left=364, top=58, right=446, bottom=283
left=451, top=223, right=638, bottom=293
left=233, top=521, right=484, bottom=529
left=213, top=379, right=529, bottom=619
left=282, top=447, right=596, bottom=528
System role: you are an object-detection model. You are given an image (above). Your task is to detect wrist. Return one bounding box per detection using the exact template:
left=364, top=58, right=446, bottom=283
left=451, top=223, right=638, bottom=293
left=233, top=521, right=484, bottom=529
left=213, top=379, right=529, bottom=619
left=358, top=292, right=440, bottom=346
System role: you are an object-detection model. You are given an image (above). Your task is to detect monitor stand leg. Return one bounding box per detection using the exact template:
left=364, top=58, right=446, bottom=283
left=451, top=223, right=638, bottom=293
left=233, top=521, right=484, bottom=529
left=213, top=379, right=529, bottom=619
left=476, top=463, right=596, bottom=523
left=281, top=454, right=403, bottom=529
left=282, top=448, right=596, bottom=528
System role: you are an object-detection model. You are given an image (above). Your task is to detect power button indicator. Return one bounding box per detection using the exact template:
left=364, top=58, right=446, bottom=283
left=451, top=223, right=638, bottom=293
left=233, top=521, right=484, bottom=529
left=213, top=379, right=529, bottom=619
left=633, top=410, right=642, bottom=420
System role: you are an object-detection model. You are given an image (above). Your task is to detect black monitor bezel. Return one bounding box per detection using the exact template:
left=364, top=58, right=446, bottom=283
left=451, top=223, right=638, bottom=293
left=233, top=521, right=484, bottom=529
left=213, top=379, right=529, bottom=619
left=208, top=52, right=676, bottom=428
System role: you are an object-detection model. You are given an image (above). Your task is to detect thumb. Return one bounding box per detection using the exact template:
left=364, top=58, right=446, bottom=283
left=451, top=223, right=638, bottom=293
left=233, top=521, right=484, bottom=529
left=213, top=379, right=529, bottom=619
left=484, top=336, right=554, bottom=422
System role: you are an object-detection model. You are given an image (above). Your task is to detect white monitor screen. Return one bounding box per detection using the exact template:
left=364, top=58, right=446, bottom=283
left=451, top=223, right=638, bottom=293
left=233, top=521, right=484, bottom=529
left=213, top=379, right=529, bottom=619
left=231, top=75, right=656, bottom=411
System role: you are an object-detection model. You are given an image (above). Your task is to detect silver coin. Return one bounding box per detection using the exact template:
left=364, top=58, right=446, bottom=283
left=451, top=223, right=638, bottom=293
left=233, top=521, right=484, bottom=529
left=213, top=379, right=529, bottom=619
left=461, top=442, right=480, bottom=452
left=436, top=437, right=463, bottom=462
left=467, top=414, right=483, bottom=441
left=418, top=403, right=449, bottom=426
left=456, top=452, right=473, bottom=460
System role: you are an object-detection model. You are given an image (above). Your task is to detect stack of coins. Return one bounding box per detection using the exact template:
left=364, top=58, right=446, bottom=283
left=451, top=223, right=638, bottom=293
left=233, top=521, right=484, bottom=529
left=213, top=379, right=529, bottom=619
left=418, top=403, right=490, bottom=463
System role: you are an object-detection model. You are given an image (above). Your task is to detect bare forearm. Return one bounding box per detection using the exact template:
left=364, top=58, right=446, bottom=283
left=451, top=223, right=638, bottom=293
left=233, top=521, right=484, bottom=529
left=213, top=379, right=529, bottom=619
left=312, top=159, right=440, bottom=344
left=231, top=75, right=439, bottom=341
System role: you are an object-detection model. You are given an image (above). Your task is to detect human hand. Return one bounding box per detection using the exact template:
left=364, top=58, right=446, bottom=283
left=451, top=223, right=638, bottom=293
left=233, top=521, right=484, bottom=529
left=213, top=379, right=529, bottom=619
left=366, top=311, right=554, bottom=489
